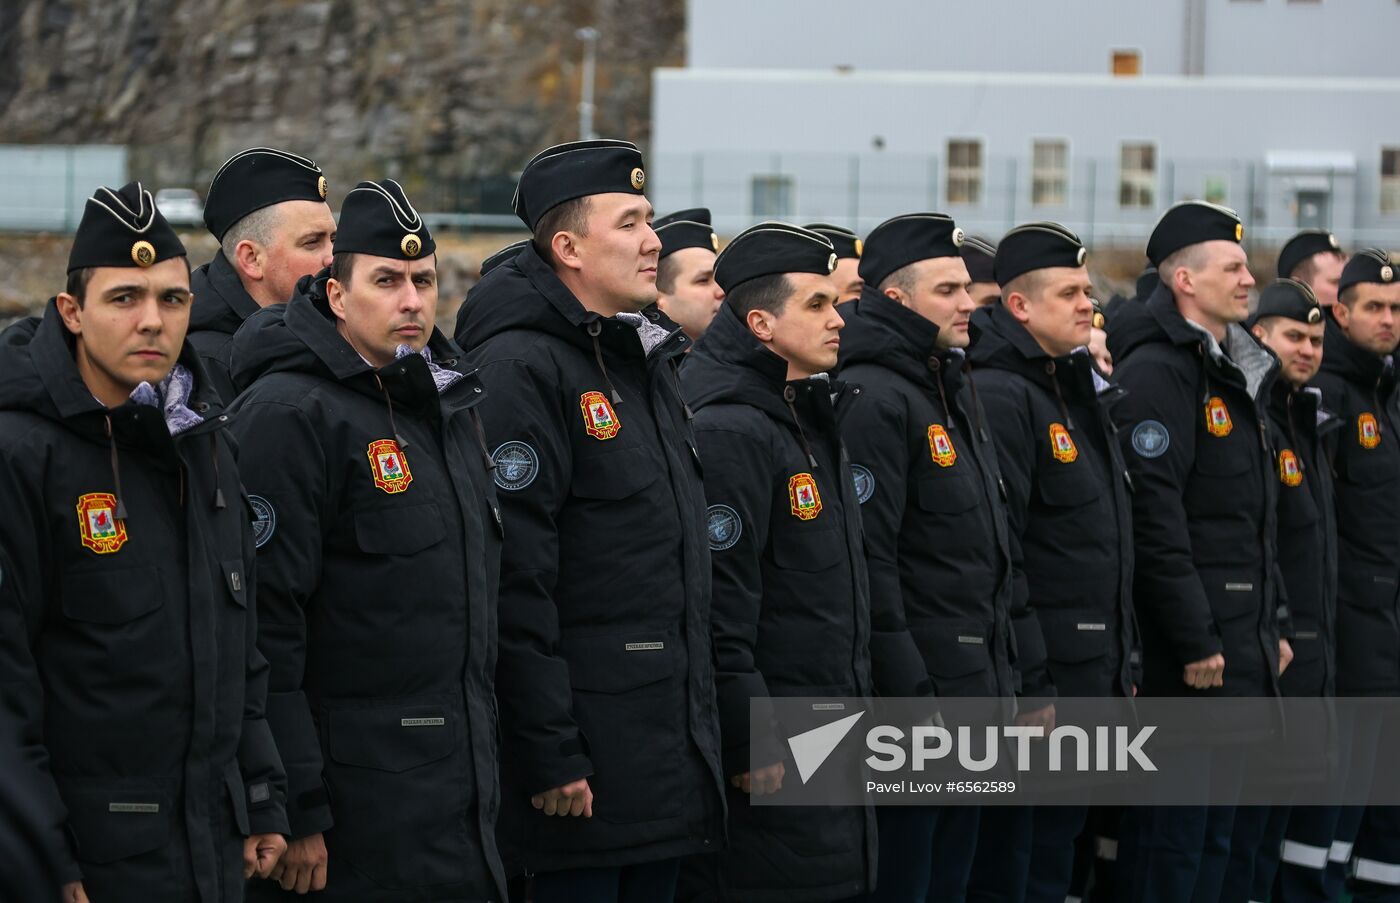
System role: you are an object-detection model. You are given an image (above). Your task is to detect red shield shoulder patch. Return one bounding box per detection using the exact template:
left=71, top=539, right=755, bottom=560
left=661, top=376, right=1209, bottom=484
left=788, top=472, right=823, bottom=520
left=1278, top=449, right=1303, bottom=487
left=1358, top=412, right=1381, bottom=450
left=928, top=424, right=957, bottom=468
left=367, top=439, right=413, bottom=494
left=76, top=492, right=127, bottom=554
left=1049, top=422, right=1078, bottom=463
left=580, top=390, right=621, bottom=440
left=1205, top=396, right=1233, bottom=437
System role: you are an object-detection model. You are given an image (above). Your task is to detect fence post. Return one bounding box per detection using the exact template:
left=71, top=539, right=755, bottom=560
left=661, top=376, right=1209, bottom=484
left=849, top=155, right=860, bottom=226
left=1005, top=157, right=1018, bottom=233
left=1085, top=159, right=1097, bottom=248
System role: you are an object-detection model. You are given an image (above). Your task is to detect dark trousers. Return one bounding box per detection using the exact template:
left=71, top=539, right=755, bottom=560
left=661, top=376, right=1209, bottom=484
left=965, top=805, right=1088, bottom=903
left=1116, top=745, right=1245, bottom=903
left=867, top=805, right=980, bottom=903
left=1352, top=805, right=1400, bottom=902
left=1221, top=804, right=1276, bottom=903
left=528, top=859, right=681, bottom=903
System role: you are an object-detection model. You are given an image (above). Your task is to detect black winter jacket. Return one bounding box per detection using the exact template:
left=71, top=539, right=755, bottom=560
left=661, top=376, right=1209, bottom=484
left=189, top=251, right=261, bottom=403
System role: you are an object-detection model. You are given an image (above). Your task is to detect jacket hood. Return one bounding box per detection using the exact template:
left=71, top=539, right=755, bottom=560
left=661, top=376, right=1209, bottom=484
left=1106, top=282, right=1180, bottom=361
left=1318, top=313, right=1394, bottom=394
left=969, top=302, right=1114, bottom=403
left=0, top=299, right=223, bottom=441
left=189, top=251, right=259, bottom=335
left=836, top=287, right=949, bottom=388
left=682, top=302, right=794, bottom=421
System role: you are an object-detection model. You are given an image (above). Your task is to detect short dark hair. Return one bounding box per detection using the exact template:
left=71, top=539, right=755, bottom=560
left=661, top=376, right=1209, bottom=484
left=532, top=197, right=592, bottom=265
left=65, top=268, right=95, bottom=307
left=878, top=261, right=920, bottom=298
left=1292, top=250, right=1344, bottom=283
left=1339, top=284, right=1358, bottom=308
left=725, top=273, right=792, bottom=318
left=656, top=254, right=681, bottom=294
left=330, top=251, right=356, bottom=286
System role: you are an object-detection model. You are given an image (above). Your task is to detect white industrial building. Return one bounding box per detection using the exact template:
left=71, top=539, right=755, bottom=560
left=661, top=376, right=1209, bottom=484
left=649, top=0, right=1400, bottom=247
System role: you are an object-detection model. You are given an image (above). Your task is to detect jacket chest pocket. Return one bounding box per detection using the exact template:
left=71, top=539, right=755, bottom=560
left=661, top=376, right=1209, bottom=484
left=1277, top=481, right=1320, bottom=528
left=1035, top=466, right=1098, bottom=509
left=1189, top=432, right=1255, bottom=518
left=60, top=565, right=166, bottom=624
left=570, top=445, right=661, bottom=501
left=915, top=471, right=980, bottom=515
left=769, top=525, right=846, bottom=574
left=1339, top=439, right=1400, bottom=486
left=353, top=503, right=447, bottom=556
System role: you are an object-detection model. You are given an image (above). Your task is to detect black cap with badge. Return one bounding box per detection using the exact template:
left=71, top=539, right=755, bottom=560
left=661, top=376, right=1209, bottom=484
left=714, top=222, right=836, bottom=294
left=480, top=239, right=529, bottom=277
left=858, top=213, right=965, bottom=288
left=961, top=235, right=998, bottom=284
left=993, top=221, right=1087, bottom=286
left=333, top=180, right=435, bottom=261
left=1247, top=279, right=1322, bottom=329
left=804, top=223, right=862, bottom=261
left=1277, top=229, right=1343, bottom=279
left=203, top=147, right=328, bottom=241
left=1338, top=249, right=1398, bottom=297
left=1146, top=200, right=1244, bottom=268
left=512, top=139, right=647, bottom=231
left=68, top=182, right=187, bottom=273
left=656, top=208, right=718, bottom=258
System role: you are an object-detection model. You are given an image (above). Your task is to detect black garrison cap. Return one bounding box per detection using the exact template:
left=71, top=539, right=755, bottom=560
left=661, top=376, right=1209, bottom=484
left=203, top=147, right=327, bottom=240
left=333, top=180, right=435, bottom=260
left=714, top=222, right=836, bottom=294
left=994, top=221, right=1087, bottom=286
left=804, top=223, right=862, bottom=260
left=961, top=235, right=998, bottom=284
left=858, top=213, right=965, bottom=288
left=68, top=182, right=186, bottom=273
left=1277, top=229, right=1343, bottom=279
left=1247, top=278, right=1322, bottom=328
left=1338, top=248, right=1398, bottom=298
left=480, top=239, right=529, bottom=276
left=1146, top=200, right=1244, bottom=267
left=656, top=208, right=718, bottom=258
left=513, top=139, right=647, bottom=231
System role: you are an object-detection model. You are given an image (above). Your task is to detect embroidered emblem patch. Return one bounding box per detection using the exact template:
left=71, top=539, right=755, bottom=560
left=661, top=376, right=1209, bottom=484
left=1049, top=422, right=1078, bottom=464
left=491, top=441, right=539, bottom=491
left=1358, top=412, right=1381, bottom=449
left=1205, top=396, right=1233, bottom=437
left=1278, top=449, right=1303, bottom=487
left=76, top=493, right=127, bottom=554
left=248, top=495, right=276, bottom=548
left=788, top=472, right=823, bottom=520
left=706, top=504, right=742, bottom=551
left=850, top=464, right=876, bottom=505
left=367, top=439, right=413, bottom=494
left=1131, top=420, right=1170, bottom=459
left=928, top=424, right=957, bottom=468
left=580, top=391, right=621, bottom=440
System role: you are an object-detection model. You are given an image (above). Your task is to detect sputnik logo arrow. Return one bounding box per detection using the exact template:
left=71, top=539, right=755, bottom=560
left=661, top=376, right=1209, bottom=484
left=787, top=711, right=865, bottom=784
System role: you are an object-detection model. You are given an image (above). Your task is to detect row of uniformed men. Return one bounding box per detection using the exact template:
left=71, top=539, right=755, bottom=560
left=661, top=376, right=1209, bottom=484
left=1, top=139, right=1396, bottom=903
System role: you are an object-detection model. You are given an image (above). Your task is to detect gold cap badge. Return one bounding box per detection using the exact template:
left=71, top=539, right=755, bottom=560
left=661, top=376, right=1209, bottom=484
left=317, top=175, right=329, bottom=200
left=131, top=240, right=156, bottom=267
left=630, top=167, right=646, bottom=191
left=854, top=238, right=863, bottom=258
left=401, top=234, right=422, bottom=258
left=827, top=253, right=837, bottom=273
left=1235, top=223, right=1244, bottom=242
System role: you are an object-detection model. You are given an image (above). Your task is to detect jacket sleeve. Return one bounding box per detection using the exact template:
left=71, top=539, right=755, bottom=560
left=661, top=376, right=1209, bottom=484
left=978, top=380, right=1054, bottom=700
left=0, top=460, right=83, bottom=886
left=1111, top=355, right=1223, bottom=667
left=228, top=401, right=333, bottom=838
left=835, top=393, right=932, bottom=699
left=473, top=358, right=594, bottom=796
left=693, top=421, right=787, bottom=778
left=233, top=487, right=291, bottom=837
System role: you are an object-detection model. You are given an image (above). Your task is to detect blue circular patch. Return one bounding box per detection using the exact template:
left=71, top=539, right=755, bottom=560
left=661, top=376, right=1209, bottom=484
left=707, top=504, right=742, bottom=551
left=248, top=495, right=276, bottom=548
left=492, top=441, right=539, bottom=492
left=850, top=464, right=875, bottom=505
left=1131, top=420, right=1170, bottom=459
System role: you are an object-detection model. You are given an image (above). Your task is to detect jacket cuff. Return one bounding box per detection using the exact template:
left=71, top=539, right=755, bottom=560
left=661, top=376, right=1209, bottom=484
left=869, top=631, right=935, bottom=699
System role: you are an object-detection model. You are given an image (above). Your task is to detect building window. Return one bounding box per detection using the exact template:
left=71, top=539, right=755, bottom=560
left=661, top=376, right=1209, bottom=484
left=1032, top=140, right=1068, bottom=207
left=1112, top=50, right=1141, bottom=76
left=1119, top=143, right=1156, bottom=209
left=947, top=139, right=983, bottom=205
left=1384, top=148, right=1400, bottom=214
left=751, top=174, right=794, bottom=219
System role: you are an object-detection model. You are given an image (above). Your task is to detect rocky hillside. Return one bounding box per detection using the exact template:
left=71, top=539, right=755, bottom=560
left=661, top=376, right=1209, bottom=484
left=0, top=0, right=684, bottom=201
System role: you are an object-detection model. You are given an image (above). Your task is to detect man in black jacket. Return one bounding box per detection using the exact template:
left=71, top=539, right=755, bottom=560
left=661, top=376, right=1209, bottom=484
left=1107, top=201, right=1287, bottom=902
left=229, top=181, right=506, bottom=902
left=1276, top=250, right=1400, bottom=903
left=454, top=140, right=725, bottom=903
left=965, top=222, right=1136, bottom=903
left=188, top=147, right=336, bottom=401
left=1277, top=229, right=1346, bottom=309
left=836, top=213, right=1016, bottom=902
left=677, top=223, right=876, bottom=901
left=655, top=207, right=724, bottom=340
left=1219, top=280, right=1339, bottom=902
left=0, top=182, right=288, bottom=903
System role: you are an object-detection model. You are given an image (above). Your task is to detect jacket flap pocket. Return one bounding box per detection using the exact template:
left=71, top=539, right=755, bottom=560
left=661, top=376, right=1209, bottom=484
left=910, top=620, right=993, bottom=679
left=563, top=630, right=675, bottom=693
left=353, top=503, right=446, bottom=556
left=1195, top=447, right=1250, bottom=477
left=571, top=446, right=660, bottom=500
left=327, top=699, right=455, bottom=772
left=1208, top=576, right=1260, bottom=621
left=769, top=526, right=845, bottom=572
left=1339, top=568, right=1399, bottom=611
left=60, top=777, right=172, bottom=864
left=1037, top=610, right=1114, bottom=663
left=916, top=474, right=979, bottom=515
left=60, top=566, right=165, bottom=624
left=221, top=558, right=248, bottom=608
left=1036, top=470, right=1098, bottom=508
